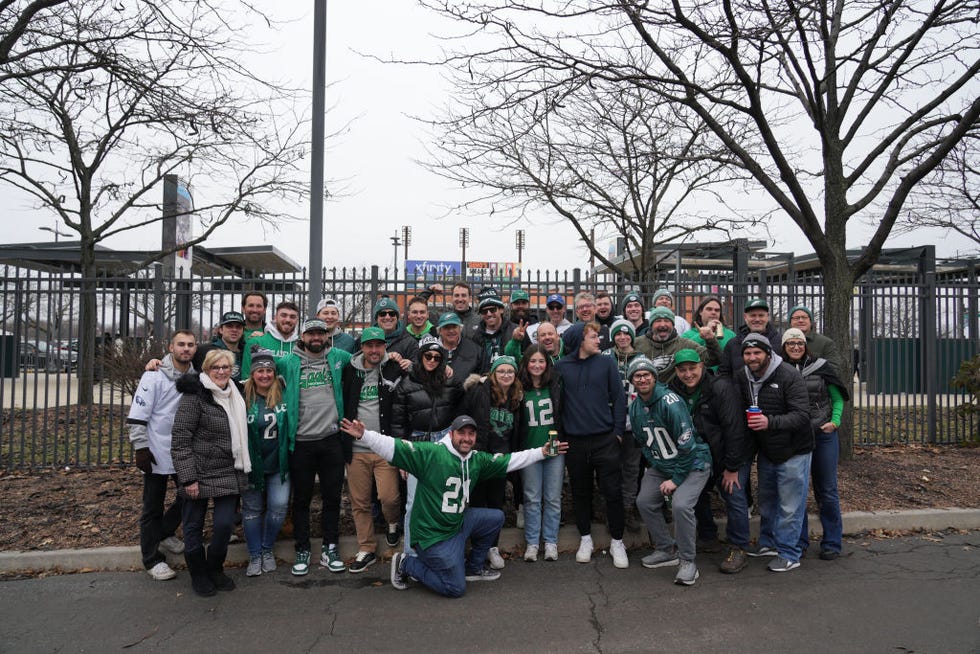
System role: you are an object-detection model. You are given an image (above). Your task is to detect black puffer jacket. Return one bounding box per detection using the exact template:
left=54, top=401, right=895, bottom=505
left=463, top=376, right=520, bottom=454
left=719, top=323, right=782, bottom=377
left=669, top=372, right=747, bottom=473
left=390, top=373, right=465, bottom=441
left=171, top=374, right=248, bottom=499
left=733, top=356, right=811, bottom=463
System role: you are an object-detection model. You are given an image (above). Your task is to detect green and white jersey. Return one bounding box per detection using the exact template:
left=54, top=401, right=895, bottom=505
left=358, top=430, right=545, bottom=550
left=522, top=387, right=555, bottom=448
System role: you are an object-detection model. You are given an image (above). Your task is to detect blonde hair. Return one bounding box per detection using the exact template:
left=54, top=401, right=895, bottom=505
left=244, top=370, right=283, bottom=408
left=202, top=349, right=235, bottom=372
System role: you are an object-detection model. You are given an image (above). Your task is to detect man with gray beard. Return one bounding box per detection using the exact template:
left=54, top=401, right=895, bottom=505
left=275, top=319, right=352, bottom=576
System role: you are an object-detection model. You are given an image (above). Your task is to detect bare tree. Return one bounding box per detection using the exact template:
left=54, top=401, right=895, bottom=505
left=422, top=0, right=980, bottom=454
left=0, top=0, right=70, bottom=78
left=900, top=133, right=980, bottom=249
left=425, top=54, right=759, bottom=281
left=0, top=1, right=308, bottom=403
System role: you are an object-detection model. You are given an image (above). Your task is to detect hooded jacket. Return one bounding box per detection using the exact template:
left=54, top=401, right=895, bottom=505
left=669, top=371, right=747, bottom=473
left=634, top=329, right=721, bottom=383
left=555, top=324, right=626, bottom=437
left=628, top=381, right=711, bottom=486
left=733, top=352, right=812, bottom=463
left=241, top=323, right=299, bottom=378
left=127, top=353, right=195, bottom=475
left=171, top=373, right=248, bottom=499
left=718, top=322, right=782, bottom=377
left=357, top=429, right=544, bottom=549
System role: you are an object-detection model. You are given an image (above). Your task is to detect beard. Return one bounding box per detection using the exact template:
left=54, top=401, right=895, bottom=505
left=304, top=340, right=327, bottom=354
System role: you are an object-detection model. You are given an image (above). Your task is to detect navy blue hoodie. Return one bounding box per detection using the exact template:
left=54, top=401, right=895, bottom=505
left=556, top=323, right=626, bottom=437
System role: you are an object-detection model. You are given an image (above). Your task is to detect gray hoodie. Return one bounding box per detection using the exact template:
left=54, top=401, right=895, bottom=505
left=295, top=345, right=339, bottom=441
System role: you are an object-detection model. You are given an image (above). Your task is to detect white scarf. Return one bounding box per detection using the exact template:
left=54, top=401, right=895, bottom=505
left=200, top=372, right=251, bottom=474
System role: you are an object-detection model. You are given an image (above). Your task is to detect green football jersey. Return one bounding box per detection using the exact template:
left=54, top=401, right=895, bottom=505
left=391, top=439, right=511, bottom=550
left=522, top=387, right=555, bottom=448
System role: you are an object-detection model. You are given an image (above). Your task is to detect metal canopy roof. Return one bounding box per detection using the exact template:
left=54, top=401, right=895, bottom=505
left=0, top=241, right=302, bottom=277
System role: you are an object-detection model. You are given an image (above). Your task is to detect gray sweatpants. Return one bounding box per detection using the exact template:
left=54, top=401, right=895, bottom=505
left=636, top=465, right=711, bottom=562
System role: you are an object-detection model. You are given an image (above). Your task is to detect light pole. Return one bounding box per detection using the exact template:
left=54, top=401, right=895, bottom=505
left=459, top=227, right=469, bottom=280
left=515, top=229, right=525, bottom=266
left=390, top=231, right=401, bottom=276
left=308, top=0, right=327, bottom=310
left=39, top=225, right=71, bottom=242
left=401, top=225, right=411, bottom=266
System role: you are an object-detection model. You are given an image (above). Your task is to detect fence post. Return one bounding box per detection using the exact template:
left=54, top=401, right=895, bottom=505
left=732, top=239, right=749, bottom=316
left=370, top=265, right=380, bottom=303
left=919, top=246, right=938, bottom=444
left=152, top=263, right=165, bottom=341
left=969, top=260, right=979, bottom=343
left=572, top=268, right=582, bottom=300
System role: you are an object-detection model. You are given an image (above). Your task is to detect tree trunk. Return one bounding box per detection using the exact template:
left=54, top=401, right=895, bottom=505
left=76, top=237, right=96, bottom=405
left=820, top=254, right=855, bottom=459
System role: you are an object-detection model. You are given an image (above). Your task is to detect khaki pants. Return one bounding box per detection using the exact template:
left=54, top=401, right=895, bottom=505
left=347, top=452, right=401, bottom=553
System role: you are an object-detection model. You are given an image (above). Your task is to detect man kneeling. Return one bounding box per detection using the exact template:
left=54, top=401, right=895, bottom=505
left=340, top=415, right=566, bottom=597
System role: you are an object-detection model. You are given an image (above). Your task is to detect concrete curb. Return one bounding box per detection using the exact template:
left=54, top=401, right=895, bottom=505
left=2, top=508, right=978, bottom=575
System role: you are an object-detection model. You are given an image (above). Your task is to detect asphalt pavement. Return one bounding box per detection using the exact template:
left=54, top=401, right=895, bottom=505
left=1, top=531, right=977, bottom=653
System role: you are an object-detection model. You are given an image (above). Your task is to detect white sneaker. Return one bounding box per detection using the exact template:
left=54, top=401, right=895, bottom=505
left=148, top=561, right=176, bottom=581
left=524, top=544, right=538, bottom=562
left=487, top=546, right=506, bottom=570
left=576, top=536, right=594, bottom=563
left=159, top=536, right=184, bottom=555
left=610, top=539, right=629, bottom=569
left=515, top=504, right=525, bottom=529
left=544, top=543, right=559, bottom=561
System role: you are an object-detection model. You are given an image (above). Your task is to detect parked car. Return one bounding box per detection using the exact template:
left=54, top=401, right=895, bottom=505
left=20, top=341, right=77, bottom=372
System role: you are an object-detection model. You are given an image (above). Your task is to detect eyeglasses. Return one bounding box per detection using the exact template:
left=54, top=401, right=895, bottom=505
left=785, top=342, right=806, bottom=349
left=422, top=352, right=442, bottom=362
left=495, top=369, right=515, bottom=377
left=480, top=306, right=499, bottom=314
left=210, top=365, right=232, bottom=372
left=378, top=310, right=398, bottom=318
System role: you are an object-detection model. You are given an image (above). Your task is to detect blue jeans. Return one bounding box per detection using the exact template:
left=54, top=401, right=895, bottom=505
left=521, top=454, right=564, bottom=545
left=402, top=508, right=504, bottom=598
left=242, top=473, right=291, bottom=558
left=182, top=494, right=238, bottom=559
left=695, top=461, right=751, bottom=549
left=801, top=430, right=843, bottom=554
left=758, top=452, right=812, bottom=562
left=404, top=428, right=451, bottom=557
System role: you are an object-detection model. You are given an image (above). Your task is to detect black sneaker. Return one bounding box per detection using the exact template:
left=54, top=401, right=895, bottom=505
left=385, top=523, right=400, bottom=548
left=348, top=551, right=377, bottom=574
left=390, top=552, right=408, bottom=590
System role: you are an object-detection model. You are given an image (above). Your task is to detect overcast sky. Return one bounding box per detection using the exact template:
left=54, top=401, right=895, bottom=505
left=3, top=1, right=977, bottom=273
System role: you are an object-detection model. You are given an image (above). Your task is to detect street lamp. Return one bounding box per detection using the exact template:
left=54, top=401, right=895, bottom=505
left=39, top=225, right=71, bottom=242
left=390, top=231, right=402, bottom=275
left=402, top=225, right=412, bottom=265
left=459, top=227, right=469, bottom=278
left=516, top=229, right=525, bottom=265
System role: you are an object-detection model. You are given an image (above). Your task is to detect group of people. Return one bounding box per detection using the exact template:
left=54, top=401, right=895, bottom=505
left=128, top=282, right=849, bottom=598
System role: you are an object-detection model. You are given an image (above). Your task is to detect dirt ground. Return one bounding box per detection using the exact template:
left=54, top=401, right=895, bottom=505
left=0, top=444, right=977, bottom=552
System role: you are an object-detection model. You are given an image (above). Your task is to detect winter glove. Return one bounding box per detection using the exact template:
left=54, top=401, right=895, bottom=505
left=134, top=448, right=156, bottom=474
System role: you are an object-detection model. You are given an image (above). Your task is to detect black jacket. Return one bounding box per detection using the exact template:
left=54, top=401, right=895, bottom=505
left=471, top=320, right=516, bottom=362
left=719, top=323, right=782, bottom=377
left=669, top=372, right=747, bottom=473
left=733, top=356, right=811, bottom=463
left=342, top=355, right=406, bottom=435
left=390, top=373, right=465, bottom=441
left=445, top=337, right=489, bottom=378
left=464, top=376, right=520, bottom=454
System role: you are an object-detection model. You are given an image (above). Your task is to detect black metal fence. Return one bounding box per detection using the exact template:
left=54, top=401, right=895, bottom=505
left=1, top=257, right=978, bottom=468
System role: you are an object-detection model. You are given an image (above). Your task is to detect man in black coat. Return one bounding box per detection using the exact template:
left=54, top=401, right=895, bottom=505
left=733, top=334, right=811, bottom=573
left=437, top=312, right=488, bottom=377
left=719, top=298, right=782, bottom=377
left=669, top=349, right=752, bottom=574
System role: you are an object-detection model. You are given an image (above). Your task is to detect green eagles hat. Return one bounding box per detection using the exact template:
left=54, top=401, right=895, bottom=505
left=674, top=349, right=701, bottom=366
left=510, top=289, right=530, bottom=303
left=489, top=355, right=518, bottom=374
left=373, top=296, right=399, bottom=317
left=621, top=292, right=643, bottom=312
left=610, top=318, right=636, bottom=341
left=437, top=312, right=463, bottom=329
left=744, top=298, right=769, bottom=312
left=649, top=306, right=675, bottom=322
left=360, top=326, right=386, bottom=343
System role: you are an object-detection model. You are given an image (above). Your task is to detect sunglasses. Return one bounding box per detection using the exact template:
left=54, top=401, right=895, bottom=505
left=480, top=306, right=499, bottom=314
left=377, top=310, right=398, bottom=318
left=421, top=352, right=443, bottom=362
left=547, top=304, right=564, bottom=310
